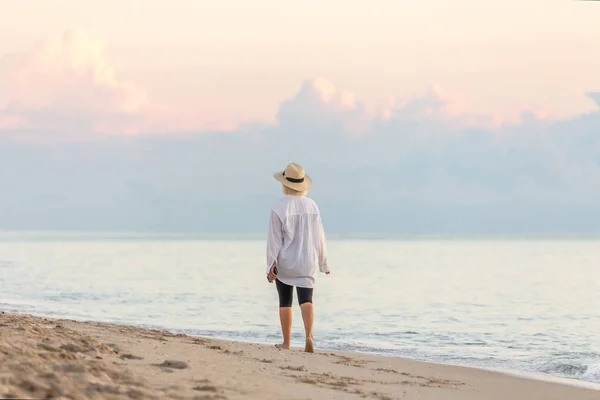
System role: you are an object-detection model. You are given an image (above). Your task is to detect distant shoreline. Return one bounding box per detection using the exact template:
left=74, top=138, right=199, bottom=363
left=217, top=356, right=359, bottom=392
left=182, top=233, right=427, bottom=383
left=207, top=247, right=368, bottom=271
left=1, top=230, right=599, bottom=241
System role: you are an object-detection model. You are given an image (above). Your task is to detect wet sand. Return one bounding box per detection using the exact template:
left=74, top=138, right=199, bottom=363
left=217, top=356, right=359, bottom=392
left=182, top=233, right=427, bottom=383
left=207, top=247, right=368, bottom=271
left=1, top=312, right=598, bottom=399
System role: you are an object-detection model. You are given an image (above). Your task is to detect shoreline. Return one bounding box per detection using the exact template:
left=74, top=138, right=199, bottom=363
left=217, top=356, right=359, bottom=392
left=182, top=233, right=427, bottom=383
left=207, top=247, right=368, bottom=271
left=6, top=308, right=599, bottom=391
left=1, top=312, right=599, bottom=399
left=181, top=333, right=600, bottom=392
left=491, top=369, right=600, bottom=392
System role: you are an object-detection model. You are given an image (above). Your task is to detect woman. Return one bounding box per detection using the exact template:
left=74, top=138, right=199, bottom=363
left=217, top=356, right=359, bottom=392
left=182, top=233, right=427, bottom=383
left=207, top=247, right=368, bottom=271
left=266, top=162, right=330, bottom=353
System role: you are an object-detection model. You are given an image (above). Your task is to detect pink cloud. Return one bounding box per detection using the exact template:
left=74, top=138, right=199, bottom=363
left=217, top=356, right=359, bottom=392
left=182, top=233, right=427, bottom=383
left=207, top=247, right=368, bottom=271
left=0, top=114, right=26, bottom=130
left=0, top=29, right=147, bottom=134
left=0, top=29, right=243, bottom=135
left=275, top=77, right=372, bottom=133
left=276, top=78, right=536, bottom=132
left=382, top=84, right=466, bottom=120
left=0, top=31, right=581, bottom=136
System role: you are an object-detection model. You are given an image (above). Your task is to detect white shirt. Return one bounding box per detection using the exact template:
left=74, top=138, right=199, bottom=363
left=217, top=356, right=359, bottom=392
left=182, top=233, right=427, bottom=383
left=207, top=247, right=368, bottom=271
left=266, top=195, right=329, bottom=288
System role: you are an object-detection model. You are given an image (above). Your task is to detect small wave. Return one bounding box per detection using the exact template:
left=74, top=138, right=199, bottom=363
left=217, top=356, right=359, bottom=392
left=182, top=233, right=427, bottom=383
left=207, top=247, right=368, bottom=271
left=582, top=362, right=600, bottom=382
left=537, top=358, right=600, bottom=383
left=541, top=362, right=588, bottom=377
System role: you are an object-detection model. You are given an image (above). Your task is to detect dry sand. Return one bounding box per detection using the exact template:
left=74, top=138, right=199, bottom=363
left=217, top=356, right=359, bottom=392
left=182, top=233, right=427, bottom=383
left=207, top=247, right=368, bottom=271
left=1, top=312, right=598, bottom=400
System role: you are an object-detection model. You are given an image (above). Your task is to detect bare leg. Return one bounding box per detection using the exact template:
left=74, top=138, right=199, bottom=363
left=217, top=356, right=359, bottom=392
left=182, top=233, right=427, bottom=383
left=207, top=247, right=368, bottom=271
left=279, top=307, right=292, bottom=349
left=300, top=302, right=314, bottom=352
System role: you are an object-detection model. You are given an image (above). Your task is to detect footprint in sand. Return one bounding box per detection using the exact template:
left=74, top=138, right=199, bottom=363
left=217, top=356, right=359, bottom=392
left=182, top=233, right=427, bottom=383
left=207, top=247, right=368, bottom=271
left=376, top=368, right=400, bottom=374
left=120, top=353, right=144, bottom=360
left=222, top=350, right=244, bottom=356
left=280, top=365, right=306, bottom=372
left=332, top=354, right=371, bottom=367
left=153, top=360, right=189, bottom=369
left=107, top=343, right=122, bottom=352
left=193, top=384, right=219, bottom=392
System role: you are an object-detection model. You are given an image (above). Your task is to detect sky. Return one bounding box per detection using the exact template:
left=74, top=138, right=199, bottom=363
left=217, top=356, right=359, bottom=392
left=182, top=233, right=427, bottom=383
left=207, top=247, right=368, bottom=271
left=0, top=0, right=600, bottom=234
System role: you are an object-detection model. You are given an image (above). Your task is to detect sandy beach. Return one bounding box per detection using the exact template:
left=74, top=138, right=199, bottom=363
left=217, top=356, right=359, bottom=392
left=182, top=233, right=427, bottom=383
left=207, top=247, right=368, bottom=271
left=0, top=312, right=598, bottom=400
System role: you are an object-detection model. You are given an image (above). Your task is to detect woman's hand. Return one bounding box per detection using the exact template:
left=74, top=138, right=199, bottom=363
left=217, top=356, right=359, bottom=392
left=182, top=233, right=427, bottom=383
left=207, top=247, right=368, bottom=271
left=267, top=265, right=277, bottom=283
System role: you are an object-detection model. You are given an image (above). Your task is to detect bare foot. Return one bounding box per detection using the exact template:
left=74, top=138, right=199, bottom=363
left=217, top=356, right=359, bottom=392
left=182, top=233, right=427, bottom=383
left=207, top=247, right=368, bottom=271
left=305, top=338, right=314, bottom=353
left=275, top=343, right=291, bottom=350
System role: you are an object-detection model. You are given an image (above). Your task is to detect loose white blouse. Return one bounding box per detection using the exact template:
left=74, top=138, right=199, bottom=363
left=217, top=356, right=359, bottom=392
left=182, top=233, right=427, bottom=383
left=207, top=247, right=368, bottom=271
left=266, top=195, right=329, bottom=288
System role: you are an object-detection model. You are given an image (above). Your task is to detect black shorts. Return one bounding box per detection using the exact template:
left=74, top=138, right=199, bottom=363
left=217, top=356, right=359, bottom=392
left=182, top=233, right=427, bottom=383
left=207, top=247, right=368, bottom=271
left=275, top=279, right=313, bottom=307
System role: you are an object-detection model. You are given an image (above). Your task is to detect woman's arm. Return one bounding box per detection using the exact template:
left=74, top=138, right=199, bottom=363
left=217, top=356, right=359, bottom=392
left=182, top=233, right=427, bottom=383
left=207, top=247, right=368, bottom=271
left=266, top=209, right=283, bottom=275
left=317, top=215, right=330, bottom=274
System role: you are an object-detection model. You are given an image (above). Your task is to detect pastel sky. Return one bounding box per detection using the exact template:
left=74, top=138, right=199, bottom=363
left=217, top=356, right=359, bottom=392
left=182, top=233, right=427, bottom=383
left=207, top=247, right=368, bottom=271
left=1, top=0, right=600, bottom=132
left=1, top=0, right=600, bottom=234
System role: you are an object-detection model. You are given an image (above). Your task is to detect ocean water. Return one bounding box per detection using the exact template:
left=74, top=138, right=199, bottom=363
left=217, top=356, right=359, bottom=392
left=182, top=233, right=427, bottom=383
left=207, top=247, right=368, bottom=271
left=1, top=232, right=599, bottom=385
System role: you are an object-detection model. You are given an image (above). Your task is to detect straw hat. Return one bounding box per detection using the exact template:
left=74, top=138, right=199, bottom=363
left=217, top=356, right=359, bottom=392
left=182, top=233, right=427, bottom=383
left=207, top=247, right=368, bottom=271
left=273, top=162, right=312, bottom=192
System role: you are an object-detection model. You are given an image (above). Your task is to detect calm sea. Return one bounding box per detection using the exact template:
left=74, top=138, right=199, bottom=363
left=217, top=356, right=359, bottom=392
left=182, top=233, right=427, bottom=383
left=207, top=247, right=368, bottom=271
left=1, top=232, right=599, bottom=385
